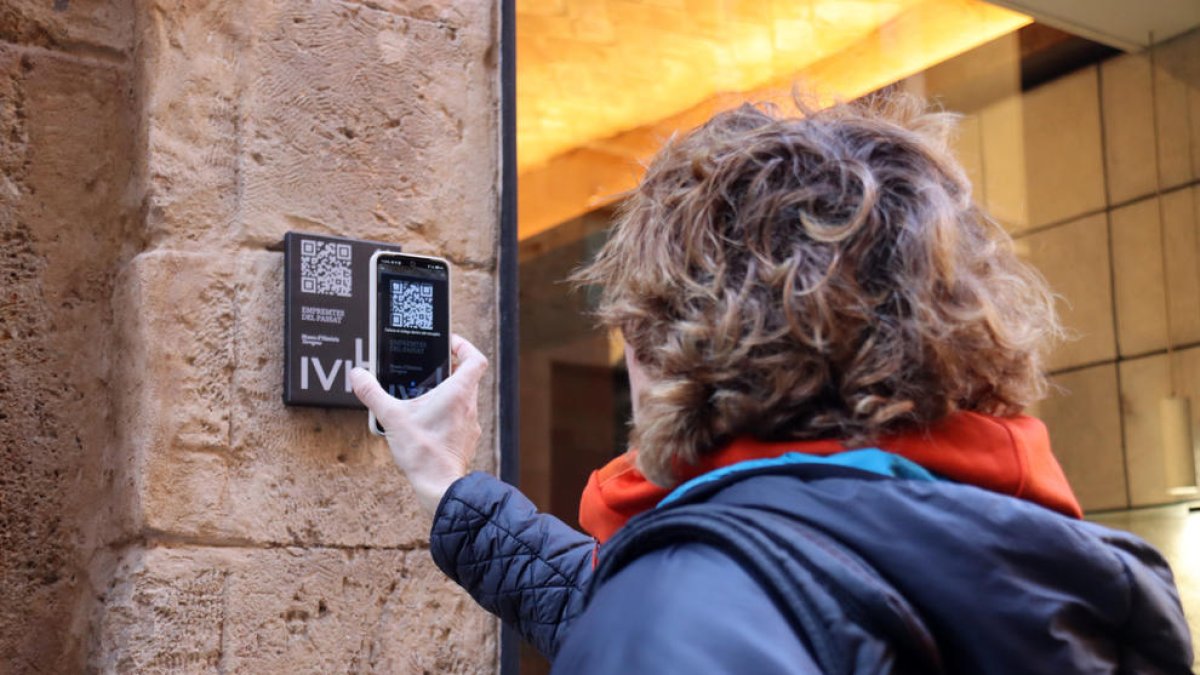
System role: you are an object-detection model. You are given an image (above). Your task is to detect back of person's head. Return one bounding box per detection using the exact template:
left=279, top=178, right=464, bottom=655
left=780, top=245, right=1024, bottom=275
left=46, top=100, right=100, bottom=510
left=575, top=94, right=1062, bottom=487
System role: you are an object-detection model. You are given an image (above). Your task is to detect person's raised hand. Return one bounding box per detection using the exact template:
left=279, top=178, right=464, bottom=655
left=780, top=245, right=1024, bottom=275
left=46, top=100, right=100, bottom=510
left=350, top=334, right=489, bottom=515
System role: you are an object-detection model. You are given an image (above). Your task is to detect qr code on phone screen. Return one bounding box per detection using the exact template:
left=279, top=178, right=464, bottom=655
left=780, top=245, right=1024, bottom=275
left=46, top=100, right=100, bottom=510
left=391, top=280, right=434, bottom=330
left=300, top=239, right=352, bottom=297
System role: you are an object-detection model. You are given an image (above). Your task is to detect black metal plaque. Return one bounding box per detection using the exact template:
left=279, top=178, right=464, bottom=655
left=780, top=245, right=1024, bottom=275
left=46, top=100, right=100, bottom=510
left=282, top=231, right=398, bottom=407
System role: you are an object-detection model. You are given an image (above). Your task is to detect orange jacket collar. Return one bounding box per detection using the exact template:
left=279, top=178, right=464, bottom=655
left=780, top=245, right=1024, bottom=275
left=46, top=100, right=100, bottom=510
left=579, top=412, right=1082, bottom=544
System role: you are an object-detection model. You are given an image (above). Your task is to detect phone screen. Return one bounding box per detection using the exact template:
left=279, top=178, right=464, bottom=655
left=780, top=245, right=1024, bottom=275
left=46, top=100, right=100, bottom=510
left=375, top=255, right=450, bottom=410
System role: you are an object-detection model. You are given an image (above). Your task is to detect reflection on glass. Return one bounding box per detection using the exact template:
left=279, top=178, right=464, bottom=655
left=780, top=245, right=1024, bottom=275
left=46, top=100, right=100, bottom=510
left=517, top=7, right=1200, bottom=672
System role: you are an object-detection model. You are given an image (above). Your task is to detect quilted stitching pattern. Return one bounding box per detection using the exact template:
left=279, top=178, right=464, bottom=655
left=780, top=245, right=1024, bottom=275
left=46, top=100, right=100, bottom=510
left=431, top=472, right=595, bottom=657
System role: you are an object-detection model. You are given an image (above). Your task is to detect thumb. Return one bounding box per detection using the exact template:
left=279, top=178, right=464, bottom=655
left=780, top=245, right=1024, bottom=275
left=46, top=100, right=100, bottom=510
left=449, top=334, right=489, bottom=389
left=350, top=367, right=394, bottom=416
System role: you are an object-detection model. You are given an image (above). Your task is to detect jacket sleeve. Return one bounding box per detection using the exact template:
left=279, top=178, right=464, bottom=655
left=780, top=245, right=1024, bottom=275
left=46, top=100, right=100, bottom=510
left=429, top=471, right=595, bottom=658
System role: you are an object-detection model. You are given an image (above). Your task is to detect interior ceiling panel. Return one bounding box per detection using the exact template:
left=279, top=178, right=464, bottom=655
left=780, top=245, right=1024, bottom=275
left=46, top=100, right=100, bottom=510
left=516, top=0, right=1031, bottom=239
left=986, top=0, right=1200, bottom=52
left=518, top=0, right=921, bottom=172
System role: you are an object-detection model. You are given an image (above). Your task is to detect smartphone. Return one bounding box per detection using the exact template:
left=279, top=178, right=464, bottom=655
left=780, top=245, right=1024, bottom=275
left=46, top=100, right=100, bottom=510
left=368, top=251, right=452, bottom=435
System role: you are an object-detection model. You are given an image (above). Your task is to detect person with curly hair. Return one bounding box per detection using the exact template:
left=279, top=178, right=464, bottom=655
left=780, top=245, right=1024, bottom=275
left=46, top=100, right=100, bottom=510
left=351, top=95, right=1193, bottom=673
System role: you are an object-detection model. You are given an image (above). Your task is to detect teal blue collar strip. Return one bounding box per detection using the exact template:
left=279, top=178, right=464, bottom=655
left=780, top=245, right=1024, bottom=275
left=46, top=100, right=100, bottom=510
left=659, top=448, right=939, bottom=508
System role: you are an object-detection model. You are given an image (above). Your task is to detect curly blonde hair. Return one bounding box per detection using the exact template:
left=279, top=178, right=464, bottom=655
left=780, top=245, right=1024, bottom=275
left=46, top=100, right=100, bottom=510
left=573, top=95, right=1062, bottom=487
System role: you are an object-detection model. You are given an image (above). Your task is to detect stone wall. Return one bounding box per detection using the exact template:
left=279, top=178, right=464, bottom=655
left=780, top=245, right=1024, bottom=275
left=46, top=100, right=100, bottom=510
left=1, top=1, right=501, bottom=672
left=1, top=1, right=138, bottom=669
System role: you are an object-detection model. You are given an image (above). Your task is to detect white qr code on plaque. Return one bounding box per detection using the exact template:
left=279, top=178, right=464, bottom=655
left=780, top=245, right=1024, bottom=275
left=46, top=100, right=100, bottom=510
left=391, top=280, right=434, bottom=330
left=300, top=239, right=353, bottom=297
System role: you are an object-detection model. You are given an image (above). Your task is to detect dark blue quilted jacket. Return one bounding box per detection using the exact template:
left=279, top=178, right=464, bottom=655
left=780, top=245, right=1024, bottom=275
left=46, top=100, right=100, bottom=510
left=430, top=467, right=1194, bottom=673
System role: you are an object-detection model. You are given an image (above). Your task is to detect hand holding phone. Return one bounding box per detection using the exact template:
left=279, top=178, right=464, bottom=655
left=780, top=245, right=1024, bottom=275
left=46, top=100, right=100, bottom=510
left=368, top=251, right=452, bottom=435
left=350, top=335, right=488, bottom=514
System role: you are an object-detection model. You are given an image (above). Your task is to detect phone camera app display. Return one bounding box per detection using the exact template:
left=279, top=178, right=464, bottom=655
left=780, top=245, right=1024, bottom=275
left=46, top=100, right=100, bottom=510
left=376, top=259, right=449, bottom=400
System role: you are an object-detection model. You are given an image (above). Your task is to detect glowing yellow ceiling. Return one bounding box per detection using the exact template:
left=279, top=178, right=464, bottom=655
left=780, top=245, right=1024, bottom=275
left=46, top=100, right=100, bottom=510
left=517, top=0, right=1031, bottom=239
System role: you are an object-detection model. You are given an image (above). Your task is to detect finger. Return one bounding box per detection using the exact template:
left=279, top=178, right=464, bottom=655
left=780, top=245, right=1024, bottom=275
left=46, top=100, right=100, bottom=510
left=349, top=367, right=396, bottom=415
left=449, top=334, right=489, bottom=386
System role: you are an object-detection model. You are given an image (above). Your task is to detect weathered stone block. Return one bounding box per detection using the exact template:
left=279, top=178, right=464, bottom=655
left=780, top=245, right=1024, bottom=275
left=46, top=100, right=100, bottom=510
left=139, top=0, right=498, bottom=265
left=90, top=545, right=496, bottom=673
left=453, top=266, right=499, bottom=476
left=7, top=0, right=501, bottom=669
left=137, top=0, right=250, bottom=248
left=112, top=250, right=237, bottom=540
left=239, top=0, right=497, bottom=264
left=0, top=0, right=133, bottom=54
left=117, top=249, right=497, bottom=547
left=0, top=44, right=136, bottom=671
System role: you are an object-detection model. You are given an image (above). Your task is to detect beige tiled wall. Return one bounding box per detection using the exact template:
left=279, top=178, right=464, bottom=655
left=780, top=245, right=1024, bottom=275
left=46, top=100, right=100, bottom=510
left=952, top=112, right=985, bottom=205
left=1119, top=348, right=1200, bottom=506
left=979, top=95, right=1031, bottom=231
left=1111, top=197, right=1172, bottom=357
left=1111, top=188, right=1200, bottom=358
left=1100, top=52, right=1196, bottom=204
left=934, top=27, right=1200, bottom=511
left=1018, top=213, right=1116, bottom=371
left=1161, top=188, right=1200, bottom=348
left=1033, top=364, right=1127, bottom=510
left=1020, top=66, right=1108, bottom=229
